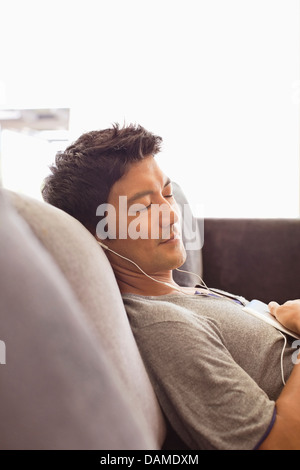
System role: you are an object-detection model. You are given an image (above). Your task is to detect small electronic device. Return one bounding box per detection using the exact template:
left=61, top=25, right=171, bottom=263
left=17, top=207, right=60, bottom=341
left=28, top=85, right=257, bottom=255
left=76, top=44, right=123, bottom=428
left=242, top=299, right=300, bottom=339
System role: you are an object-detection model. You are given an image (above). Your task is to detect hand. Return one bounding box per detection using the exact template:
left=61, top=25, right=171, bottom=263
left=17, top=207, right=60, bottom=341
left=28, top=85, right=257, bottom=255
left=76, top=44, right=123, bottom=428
left=268, top=300, right=300, bottom=335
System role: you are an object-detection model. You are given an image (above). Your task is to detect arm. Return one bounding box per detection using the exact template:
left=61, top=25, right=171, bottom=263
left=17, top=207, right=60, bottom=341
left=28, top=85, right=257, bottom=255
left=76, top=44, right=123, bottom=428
left=258, top=300, right=300, bottom=449
left=258, top=361, right=300, bottom=449
left=260, top=300, right=300, bottom=450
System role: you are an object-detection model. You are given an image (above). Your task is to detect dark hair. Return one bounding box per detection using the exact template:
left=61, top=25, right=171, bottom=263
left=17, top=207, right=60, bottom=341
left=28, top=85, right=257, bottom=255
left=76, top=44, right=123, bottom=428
left=41, top=123, right=162, bottom=235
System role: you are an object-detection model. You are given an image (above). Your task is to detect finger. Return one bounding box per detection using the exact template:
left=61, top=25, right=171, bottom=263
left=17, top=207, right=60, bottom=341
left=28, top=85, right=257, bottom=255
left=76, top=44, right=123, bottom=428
left=268, top=301, right=280, bottom=316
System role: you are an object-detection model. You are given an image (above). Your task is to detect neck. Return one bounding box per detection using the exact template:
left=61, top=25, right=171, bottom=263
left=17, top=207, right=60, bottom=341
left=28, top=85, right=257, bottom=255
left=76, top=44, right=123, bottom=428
left=111, top=262, right=181, bottom=296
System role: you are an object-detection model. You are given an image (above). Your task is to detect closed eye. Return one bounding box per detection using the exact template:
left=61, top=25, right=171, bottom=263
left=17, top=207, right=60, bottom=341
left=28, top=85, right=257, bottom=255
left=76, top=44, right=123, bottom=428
left=147, top=194, right=173, bottom=208
left=141, top=197, right=173, bottom=212
left=129, top=195, right=174, bottom=214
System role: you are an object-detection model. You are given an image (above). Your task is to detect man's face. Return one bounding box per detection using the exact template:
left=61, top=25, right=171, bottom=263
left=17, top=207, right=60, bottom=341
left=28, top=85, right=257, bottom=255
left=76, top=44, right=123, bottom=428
left=101, top=156, right=186, bottom=274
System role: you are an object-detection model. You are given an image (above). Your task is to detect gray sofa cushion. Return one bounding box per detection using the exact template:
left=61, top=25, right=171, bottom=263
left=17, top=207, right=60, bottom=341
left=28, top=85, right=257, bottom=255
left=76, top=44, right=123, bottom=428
left=3, top=189, right=166, bottom=449
left=0, top=189, right=153, bottom=449
left=172, top=182, right=203, bottom=286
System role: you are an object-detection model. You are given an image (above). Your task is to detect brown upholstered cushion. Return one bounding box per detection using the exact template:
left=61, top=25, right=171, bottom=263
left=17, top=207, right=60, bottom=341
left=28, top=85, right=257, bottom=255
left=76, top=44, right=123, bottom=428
left=3, top=189, right=166, bottom=448
left=203, top=217, right=300, bottom=304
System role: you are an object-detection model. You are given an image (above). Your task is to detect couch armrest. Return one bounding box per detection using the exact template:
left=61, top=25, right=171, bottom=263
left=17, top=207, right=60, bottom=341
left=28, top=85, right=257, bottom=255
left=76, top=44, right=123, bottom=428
left=202, top=218, right=300, bottom=304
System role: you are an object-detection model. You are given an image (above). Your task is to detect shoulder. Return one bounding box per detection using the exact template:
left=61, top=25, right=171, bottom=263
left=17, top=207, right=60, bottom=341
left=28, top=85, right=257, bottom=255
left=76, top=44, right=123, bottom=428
left=122, top=294, right=220, bottom=344
left=122, top=294, right=204, bottom=328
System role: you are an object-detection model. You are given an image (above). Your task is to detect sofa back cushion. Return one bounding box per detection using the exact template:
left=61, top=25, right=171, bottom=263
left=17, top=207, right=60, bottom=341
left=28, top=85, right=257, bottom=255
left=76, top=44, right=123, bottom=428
left=0, top=189, right=154, bottom=449
left=4, top=189, right=166, bottom=448
left=172, top=182, right=203, bottom=286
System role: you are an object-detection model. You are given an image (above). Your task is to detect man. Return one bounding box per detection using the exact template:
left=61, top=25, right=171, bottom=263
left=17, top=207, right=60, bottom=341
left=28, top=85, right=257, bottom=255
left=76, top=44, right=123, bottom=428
left=42, top=123, right=300, bottom=450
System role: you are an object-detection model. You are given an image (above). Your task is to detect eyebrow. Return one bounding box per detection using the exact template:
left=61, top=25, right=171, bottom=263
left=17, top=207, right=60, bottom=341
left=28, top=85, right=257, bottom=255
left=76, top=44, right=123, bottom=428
left=127, top=177, right=172, bottom=204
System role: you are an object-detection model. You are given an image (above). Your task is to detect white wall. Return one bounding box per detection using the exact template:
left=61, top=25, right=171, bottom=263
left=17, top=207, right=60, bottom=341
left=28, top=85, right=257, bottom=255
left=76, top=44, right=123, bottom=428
left=1, top=130, right=56, bottom=200
left=0, top=0, right=299, bottom=217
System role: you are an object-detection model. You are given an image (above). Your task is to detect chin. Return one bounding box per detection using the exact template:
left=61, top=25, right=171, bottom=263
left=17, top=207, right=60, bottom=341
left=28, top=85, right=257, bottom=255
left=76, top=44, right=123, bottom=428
left=174, top=253, right=187, bottom=270
left=167, top=245, right=187, bottom=270
left=141, top=240, right=187, bottom=272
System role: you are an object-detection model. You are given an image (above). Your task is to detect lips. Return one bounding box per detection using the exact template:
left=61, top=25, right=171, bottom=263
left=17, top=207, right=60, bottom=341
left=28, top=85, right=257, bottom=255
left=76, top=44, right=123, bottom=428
left=159, top=231, right=180, bottom=244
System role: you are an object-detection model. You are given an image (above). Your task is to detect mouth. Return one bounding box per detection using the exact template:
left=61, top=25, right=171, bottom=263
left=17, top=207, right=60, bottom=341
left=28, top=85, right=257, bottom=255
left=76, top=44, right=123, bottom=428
left=159, top=231, right=181, bottom=244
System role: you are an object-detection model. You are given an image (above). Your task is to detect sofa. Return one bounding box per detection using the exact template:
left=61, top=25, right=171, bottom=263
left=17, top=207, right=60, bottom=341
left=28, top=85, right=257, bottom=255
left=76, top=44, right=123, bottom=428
left=1, top=183, right=300, bottom=450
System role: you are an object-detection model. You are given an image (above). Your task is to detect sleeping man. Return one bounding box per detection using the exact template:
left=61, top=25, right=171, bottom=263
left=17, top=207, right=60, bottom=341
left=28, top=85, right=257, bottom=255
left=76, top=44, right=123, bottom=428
left=42, top=123, right=300, bottom=450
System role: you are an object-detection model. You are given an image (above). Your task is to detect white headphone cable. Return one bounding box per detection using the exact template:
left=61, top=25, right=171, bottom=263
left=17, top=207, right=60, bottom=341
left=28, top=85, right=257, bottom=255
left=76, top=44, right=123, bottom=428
left=98, top=241, right=242, bottom=302
left=278, top=331, right=287, bottom=386
left=99, top=241, right=289, bottom=386
left=98, top=241, right=191, bottom=295
left=175, top=267, right=209, bottom=290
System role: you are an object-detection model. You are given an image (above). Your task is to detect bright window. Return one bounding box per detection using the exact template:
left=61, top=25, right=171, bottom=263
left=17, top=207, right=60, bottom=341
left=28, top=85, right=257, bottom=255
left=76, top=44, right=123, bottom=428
left=0, top=0, right=299, bottom=217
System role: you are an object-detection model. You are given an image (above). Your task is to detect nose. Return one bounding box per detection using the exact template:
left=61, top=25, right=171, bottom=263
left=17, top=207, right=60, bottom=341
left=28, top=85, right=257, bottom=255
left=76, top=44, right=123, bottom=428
left=159, top=200, right=179, bottom=228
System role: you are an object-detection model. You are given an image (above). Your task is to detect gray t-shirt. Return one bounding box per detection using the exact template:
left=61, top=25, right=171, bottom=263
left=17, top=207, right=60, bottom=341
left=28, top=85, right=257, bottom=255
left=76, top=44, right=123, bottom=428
left=122, top=292, right=296, bottom=450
